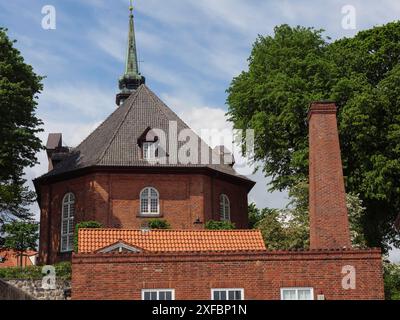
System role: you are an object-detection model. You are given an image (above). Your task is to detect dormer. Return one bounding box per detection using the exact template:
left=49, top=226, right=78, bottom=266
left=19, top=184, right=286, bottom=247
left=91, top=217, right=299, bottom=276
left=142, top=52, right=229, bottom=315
left=95, top=240, right=144, bottom=254
left=137, top=127, right=160, bottom=160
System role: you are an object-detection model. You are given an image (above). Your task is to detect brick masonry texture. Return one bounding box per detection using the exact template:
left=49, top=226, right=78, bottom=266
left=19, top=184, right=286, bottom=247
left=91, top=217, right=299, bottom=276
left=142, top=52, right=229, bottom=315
left=308, top=102, right=351, bottom=249
left=71, top=249, right=384, bottom=300
left=38, top=172, right=249, bottom=264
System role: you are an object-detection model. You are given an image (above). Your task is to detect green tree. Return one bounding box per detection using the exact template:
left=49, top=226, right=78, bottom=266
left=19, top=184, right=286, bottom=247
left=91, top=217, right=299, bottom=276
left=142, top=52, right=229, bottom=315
left=227, top=22, right=400, bottom=252
left=0, top=28, right=43, bottom=224
left=2, top=221, right=38, bottom=267
left=248, top=202, right=265, bottom=228
left=383, top=260, right=400, bottom=300
left=253, top=181, right=367, bottom=250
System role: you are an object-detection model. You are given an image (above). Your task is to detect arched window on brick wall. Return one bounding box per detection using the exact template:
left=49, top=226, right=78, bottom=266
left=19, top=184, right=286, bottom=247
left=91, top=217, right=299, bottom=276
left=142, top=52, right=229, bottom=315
left=220, top=194, right=231, bottom=221
left=140, top=187, right=159, bottom=215
left=61, top=192, right=75, bottom=252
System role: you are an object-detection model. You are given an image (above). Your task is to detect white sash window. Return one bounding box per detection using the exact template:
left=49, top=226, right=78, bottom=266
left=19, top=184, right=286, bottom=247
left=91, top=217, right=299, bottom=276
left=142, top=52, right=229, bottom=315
left=61, top=193, right=75, bottom=252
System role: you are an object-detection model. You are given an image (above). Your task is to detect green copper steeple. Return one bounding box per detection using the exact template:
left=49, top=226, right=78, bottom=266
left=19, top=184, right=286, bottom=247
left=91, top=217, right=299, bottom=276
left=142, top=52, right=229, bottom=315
left=116, top=0, right=145, bottom=106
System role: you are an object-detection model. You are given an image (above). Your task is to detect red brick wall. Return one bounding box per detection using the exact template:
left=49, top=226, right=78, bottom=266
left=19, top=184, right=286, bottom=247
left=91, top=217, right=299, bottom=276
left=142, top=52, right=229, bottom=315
left=71, top=249, right=384, bottom=300
left=308, top=102, right=351, bottom=249
left=38, top=172, right=249, bottom=264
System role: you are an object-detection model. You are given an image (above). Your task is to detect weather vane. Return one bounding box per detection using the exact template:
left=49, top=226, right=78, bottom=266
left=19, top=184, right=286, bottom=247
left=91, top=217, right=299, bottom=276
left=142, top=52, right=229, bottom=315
left=129, top=0, right=133, bottom=13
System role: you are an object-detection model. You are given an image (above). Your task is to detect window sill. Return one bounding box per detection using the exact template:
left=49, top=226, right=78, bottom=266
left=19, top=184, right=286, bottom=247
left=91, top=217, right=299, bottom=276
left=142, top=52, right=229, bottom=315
left=137, top=213, right=163, bottom=218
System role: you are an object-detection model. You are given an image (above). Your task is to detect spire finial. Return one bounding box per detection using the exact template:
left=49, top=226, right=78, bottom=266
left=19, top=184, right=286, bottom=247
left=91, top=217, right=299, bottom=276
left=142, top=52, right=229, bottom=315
left=116, top=0, right=146, bottom=106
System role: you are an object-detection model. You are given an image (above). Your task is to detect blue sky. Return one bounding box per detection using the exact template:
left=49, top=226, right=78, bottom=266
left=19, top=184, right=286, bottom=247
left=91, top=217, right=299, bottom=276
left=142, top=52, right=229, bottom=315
left=1, top=0, right=399, bottom=260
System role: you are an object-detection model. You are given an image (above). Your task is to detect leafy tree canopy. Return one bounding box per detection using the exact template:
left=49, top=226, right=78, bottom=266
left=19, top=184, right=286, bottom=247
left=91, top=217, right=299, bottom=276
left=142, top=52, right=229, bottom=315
left=227, top=22, right=400, bottom=252
left=0, top=28, right=43, bottom=223
left=384, top=260, right=400, bottom=300
left=2, top=221, right=38, bottom=252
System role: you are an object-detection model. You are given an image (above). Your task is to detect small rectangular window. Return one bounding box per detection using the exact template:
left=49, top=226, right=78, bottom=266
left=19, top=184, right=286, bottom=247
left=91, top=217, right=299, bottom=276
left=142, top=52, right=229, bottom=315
left=142, top=289, right=175, bottom=300
left=143, top=142, right=158, bottom=160
left=280, top=288, right=314, bottom=300
left=211, top=289, right=244, bottom=300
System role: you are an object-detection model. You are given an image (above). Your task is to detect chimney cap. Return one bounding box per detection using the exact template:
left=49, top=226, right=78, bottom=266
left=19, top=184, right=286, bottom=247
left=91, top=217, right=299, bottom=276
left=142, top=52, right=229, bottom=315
left=308, top=101, right=337, bottom=121
left=46, top=133, right=62, bottom=150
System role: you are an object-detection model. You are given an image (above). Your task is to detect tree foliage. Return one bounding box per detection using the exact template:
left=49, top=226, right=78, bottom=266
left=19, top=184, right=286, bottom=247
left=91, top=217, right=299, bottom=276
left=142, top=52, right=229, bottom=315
left=2, top=221, right=38, bottom=267
left=252, top=181, right=367, bottom=250
left=227, top=22, right=400, bottom=252
left=384, top=260, right=400, bottom=300
left=0, top=28, right=43, bottom=223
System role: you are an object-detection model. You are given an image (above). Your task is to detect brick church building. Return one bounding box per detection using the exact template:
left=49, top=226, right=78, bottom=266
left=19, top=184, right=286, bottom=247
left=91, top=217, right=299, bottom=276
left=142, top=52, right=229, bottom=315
left=34, top=4, right=384, bottom=300
left=34, top=5, right=254, bottom=265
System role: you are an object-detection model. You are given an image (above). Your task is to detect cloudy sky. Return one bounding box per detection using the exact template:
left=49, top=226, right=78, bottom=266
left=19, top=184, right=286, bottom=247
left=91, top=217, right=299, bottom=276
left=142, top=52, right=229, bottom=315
left=1, top=0, right=399, bottom=260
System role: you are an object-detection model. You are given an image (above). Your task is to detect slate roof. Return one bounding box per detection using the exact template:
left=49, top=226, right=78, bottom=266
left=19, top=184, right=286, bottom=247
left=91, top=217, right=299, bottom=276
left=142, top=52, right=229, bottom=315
left=36, top=85, right=253, bottom=184
left=78, top=228, right=267, bottom=253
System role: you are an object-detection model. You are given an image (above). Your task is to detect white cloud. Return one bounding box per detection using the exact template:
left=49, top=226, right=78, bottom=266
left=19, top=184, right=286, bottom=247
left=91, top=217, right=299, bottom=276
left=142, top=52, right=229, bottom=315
left=39, top=83, right=115, bottom=119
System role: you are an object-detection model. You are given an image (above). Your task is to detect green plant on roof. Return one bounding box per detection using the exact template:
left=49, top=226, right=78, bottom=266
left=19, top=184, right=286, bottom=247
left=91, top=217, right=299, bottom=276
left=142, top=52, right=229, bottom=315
left=147, top=219, right=170, bottom=230
left=74, top=221, right=103, bottom=253
left=205, top=220, right=236, bottom=230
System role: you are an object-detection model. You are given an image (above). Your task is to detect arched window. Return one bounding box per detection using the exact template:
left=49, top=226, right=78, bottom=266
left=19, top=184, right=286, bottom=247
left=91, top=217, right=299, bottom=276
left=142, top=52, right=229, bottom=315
left=219, top=194, right=230, bottom=221
left=140, top=187, right=159, bottom=215
left=61, top=193, right=75, bottom=252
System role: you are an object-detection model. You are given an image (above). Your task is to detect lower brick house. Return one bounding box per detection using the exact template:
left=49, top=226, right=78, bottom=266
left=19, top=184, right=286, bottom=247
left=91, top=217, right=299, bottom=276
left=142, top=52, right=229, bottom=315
left=71, top=102, right=385, bottom=300
left=72, top=248, right=383, bottom=300
left=0, top=250, right=37, bottom=268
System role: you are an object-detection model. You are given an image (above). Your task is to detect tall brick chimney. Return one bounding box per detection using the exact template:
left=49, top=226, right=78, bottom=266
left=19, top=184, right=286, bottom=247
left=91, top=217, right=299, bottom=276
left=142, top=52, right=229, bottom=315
left=308, top=102, right=351, bottom=249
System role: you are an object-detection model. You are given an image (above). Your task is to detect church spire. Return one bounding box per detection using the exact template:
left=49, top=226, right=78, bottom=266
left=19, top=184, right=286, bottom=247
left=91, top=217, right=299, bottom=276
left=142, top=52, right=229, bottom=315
left=116, top=0, right=145, bottom=106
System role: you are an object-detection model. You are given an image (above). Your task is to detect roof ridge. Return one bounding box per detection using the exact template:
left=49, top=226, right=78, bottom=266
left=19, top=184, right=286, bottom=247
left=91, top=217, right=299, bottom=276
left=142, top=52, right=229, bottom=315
left=80, top=228, right=261, bottom=233
left=95, top=85, right=144, bottom=164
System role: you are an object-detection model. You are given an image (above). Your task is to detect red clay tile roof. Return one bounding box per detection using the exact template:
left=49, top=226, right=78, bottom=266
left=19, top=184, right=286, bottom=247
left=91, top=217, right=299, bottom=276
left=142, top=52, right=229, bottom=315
left=78, top=229, right=267, bottom=254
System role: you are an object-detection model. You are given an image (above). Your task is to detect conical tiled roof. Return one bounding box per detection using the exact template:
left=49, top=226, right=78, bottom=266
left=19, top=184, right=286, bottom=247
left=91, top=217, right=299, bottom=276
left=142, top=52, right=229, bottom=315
left=37, top=85, right=253, bottom=184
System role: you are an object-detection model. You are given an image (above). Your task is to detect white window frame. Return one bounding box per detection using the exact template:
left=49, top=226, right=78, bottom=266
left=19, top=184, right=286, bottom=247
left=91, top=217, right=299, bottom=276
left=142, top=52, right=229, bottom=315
left=219, top=194, right=231, bottom=221
left=143, top=141, right=158, bottom=160
left=140, top=187, right=160, bottom=215
left=211, top=288, right=244, bottom=300
left=60, top=192, right=75, bottom=252
left=141, top=289, right=175, bottom=300
left=280, top=287, right=314, bottom=300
